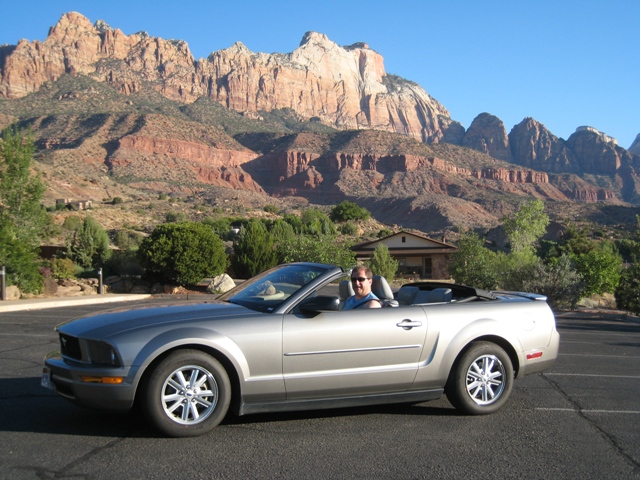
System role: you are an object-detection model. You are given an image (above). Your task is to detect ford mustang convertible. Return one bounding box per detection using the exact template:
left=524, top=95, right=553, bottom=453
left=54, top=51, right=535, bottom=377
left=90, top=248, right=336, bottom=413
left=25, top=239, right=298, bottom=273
left=42, top=262, right=559, bottom=437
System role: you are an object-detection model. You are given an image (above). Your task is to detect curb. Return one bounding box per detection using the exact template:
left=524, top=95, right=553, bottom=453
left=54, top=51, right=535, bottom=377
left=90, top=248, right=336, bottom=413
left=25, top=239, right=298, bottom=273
left=0, top=294, right=153, bottom=313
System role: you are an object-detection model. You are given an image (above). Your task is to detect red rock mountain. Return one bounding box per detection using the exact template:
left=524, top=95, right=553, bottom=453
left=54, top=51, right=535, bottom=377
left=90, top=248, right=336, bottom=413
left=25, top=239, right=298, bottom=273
left=1, top=12, right=639, bottom=234
left=0, top=12, right=460, bottom=144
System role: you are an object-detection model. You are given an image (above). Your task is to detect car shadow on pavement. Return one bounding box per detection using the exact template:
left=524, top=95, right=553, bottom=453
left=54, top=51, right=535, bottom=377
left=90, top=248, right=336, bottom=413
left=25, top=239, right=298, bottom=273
left=221, top=399, right=459, bottom=428
left=1, top=377, right=458, bottom=438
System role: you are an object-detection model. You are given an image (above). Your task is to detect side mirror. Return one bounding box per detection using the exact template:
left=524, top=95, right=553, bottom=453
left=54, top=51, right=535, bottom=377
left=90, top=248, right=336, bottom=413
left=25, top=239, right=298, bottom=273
left=299, top=295, right=341, bottom=313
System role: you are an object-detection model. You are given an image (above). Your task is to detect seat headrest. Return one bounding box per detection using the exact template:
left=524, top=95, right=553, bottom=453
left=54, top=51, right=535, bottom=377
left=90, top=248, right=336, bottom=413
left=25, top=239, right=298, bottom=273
left=397, top=286, right=420, bottom=305
left=339, top=279, right=355, bottom=301
left=414, top=287, right=453, bottom=304
left=371, top=275, right=394, bottom=301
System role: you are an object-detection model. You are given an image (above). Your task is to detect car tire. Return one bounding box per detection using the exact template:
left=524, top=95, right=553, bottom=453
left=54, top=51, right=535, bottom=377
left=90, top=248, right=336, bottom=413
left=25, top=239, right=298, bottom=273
left=142, top=349, right=231, bottom=437
left=446, top=341, right=514, bottom=415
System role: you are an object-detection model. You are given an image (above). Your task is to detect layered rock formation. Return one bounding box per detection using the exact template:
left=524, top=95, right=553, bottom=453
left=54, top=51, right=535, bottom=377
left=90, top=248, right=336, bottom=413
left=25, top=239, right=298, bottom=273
left=0, top=12, right=458, bottom=143
left=629, top=134, right=640, bottom=155
left=462, top=113, right=512, bottom=162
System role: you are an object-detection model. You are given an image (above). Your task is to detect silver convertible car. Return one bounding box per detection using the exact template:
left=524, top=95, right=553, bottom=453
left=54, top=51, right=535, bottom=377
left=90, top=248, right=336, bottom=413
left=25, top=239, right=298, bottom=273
left=42, top=262, right=559, bottom=437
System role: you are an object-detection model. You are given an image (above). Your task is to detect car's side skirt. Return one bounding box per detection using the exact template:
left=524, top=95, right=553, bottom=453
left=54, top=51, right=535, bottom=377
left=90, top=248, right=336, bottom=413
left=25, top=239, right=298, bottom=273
left=237, top=389, right=444, bottom=416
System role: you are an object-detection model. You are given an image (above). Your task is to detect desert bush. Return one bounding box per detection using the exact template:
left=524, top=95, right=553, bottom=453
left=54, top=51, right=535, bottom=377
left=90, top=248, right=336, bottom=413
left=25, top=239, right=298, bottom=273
left=165, top=211, right=188, bottom=223
left=330, top=201, right=370, bottom=222
left=263, top=204, right=279, bottom=214
left=62, top=216, right=83, bottom=231
left=51, top=257, right=76, bottom=280
left=339, top=222, right=358, bottom=236
left=138, top=222, right=228, bottom=286
left=520, top=254, right=583, bottom=310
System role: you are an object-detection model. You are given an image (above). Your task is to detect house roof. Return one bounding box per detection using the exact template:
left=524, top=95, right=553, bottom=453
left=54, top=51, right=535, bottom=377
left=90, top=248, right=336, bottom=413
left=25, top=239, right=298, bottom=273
left=351, top=230, right=457, bottom=255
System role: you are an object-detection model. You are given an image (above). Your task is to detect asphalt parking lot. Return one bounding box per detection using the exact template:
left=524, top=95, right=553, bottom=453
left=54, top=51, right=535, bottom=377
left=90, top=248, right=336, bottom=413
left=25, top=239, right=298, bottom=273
left=0, top=299, right=639, bottom=479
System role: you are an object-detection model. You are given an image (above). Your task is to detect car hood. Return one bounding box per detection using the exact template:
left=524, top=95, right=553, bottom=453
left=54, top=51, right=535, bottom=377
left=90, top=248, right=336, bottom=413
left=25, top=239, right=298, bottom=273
left=56, top=300, right=257, bottom=339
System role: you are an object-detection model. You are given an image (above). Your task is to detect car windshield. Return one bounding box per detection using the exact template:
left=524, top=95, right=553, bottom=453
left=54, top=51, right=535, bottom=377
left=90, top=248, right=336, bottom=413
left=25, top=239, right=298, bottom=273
left=218, top=264, right=331, bottom=312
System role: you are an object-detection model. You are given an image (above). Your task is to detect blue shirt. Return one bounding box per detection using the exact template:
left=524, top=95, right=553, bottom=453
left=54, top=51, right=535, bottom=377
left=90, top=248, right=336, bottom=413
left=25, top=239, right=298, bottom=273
left=342, top=292, right=381, bottom=310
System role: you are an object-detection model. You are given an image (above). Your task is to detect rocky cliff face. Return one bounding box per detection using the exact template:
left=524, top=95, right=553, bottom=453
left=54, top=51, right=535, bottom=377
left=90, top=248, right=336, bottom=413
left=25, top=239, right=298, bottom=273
left=629, top=134, right=640, bottom=155
left=462, top=113, right=512, bottom=162
left=508, top=117, right=580, bottom=172
left=0, top=13, right=456, bottom=143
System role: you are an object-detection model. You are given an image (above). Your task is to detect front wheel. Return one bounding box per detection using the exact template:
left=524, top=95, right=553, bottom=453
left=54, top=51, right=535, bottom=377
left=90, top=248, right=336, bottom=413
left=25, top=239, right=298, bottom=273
left=142, top=350, right=231, bottom=437
left=446, top=341, right=514, bottom=415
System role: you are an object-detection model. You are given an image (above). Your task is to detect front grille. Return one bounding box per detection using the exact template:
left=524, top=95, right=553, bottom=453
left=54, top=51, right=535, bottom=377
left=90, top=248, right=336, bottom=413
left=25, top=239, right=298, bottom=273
left=59, top=333, right=82, bottom=360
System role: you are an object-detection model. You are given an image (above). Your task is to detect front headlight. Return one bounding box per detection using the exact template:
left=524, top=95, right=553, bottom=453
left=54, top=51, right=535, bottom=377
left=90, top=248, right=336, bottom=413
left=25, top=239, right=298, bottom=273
left=85, top=340, right=121, bottom=367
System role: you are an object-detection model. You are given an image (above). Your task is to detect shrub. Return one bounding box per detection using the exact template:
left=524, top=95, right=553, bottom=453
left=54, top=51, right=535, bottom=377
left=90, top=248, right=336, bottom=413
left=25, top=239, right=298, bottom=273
left=615, top=263, right=640, bottom=315
left=111, top=197, right=124, bottom=205
left=263, top=204, right=279, bottom=214
left=521, top=254, right=584, bottom=310
left=270, top=219, right=296, bottom=242
left=330, top=201, right=370, bottom=222
left=113, top=230, right=144, bottom=250
left=301, top=208, right=335, bottom=235
left=62, top=216, right=83, bottom=231
left=165, top=211, right=188, bottom=223
left=138, top=222, right=228, bottom=286
left=339, top=222, right=358, bottom=236
left=51, top=257, right=76, bottom=280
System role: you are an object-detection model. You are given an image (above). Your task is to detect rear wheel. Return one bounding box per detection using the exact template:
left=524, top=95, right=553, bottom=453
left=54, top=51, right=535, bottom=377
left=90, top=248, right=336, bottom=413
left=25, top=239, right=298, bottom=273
left=142, top=349, right=230, bottom=437
left=447, top=341, right=513, bottom=415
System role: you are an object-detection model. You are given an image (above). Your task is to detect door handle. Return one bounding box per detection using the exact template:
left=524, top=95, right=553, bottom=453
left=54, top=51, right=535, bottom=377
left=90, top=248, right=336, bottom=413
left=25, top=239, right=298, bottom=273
left=396, top=319, right=422, bottom=330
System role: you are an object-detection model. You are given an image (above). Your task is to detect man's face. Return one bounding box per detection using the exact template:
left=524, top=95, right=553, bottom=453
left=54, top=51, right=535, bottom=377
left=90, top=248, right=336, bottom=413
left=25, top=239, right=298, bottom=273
left=351, top=270, right=372, bottom=297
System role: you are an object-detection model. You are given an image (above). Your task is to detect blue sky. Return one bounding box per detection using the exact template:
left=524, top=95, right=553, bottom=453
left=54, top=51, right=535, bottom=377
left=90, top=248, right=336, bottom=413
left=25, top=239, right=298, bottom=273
left=1, top=1, right=638, bottom=148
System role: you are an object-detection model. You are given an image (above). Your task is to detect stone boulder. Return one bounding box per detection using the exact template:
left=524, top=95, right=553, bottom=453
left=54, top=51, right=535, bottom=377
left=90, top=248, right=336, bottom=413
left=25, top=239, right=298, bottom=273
left=5, top=285, right=21, bottom=300
left=207, top=274, right=236, bottom=294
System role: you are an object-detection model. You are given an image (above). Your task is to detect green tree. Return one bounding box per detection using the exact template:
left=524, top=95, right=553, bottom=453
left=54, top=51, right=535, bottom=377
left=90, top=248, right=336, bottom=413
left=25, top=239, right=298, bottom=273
left=0, top=127, right=48, bottom=292
left=449, top=231, right=498, bottom=289
left=0, top=227, right=43, bottom=292
left=301, top=208, right=335, bottom=235
left=369, top=244, right=398, bottom=280
left=557, top=223, right=596, bottom=257
left=495, top=249, right=543, bottom=291
left=232, top=219, right=278, bottom=278
left=614, top=215, right=640, bottom=315
left=339, top=222, right=358, bottom=236
left=283, top=213, right=304, bottom=234
left=573, top=242, right=622, bottom=296
left=502, top=199, right=549, bottom=253
left=615, top=263, right=640, bottom=315
left=277, top=235, right=356, bottom=270
left=521, top=254, right=584, bottom=310
left=138, top=222, right=228, bottom=285
left=269, top=219, right=296, bottom=242
left=69, top=215, right=112, bottom=268
left=330, top=201, right=370, bottom=222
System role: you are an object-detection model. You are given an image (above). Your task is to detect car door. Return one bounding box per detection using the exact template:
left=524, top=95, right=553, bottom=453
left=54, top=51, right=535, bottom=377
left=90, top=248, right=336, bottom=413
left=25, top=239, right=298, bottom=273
left=282, top=306, right=428, bottom=400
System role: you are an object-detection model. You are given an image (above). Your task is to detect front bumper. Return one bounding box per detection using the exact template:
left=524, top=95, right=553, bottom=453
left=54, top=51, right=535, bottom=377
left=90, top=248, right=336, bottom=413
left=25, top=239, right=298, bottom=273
left=44, top=354, right=137, bottom=412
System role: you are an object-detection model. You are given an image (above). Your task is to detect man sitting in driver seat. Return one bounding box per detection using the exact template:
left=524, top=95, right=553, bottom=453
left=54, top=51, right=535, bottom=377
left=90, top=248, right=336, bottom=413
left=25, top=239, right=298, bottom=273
left=342, top=266, right=382, bottom=309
